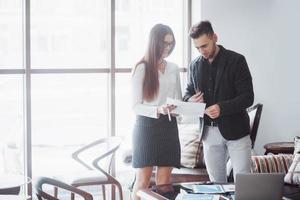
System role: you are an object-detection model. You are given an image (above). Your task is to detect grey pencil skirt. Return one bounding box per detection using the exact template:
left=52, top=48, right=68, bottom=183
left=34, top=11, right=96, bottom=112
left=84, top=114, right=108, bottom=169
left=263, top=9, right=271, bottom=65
left=132, top=115, right=181, bottom=168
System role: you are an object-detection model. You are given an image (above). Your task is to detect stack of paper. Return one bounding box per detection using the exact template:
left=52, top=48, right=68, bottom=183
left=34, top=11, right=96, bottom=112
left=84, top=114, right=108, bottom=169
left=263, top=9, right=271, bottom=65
left=177, top=183, right=235, bottom=200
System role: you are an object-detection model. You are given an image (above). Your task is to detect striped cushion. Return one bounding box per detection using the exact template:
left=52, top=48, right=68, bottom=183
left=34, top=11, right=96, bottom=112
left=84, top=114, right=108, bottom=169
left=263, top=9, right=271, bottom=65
left=251, top=154, right=293, bottom=173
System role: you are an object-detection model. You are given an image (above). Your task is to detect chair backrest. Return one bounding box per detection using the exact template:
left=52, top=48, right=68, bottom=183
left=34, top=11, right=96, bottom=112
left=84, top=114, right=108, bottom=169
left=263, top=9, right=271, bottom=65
left=72, top=137, right=122, bottom=173
left=34, top=176, right=93, bottom=200
left=247, top=103, right=263, bottom=148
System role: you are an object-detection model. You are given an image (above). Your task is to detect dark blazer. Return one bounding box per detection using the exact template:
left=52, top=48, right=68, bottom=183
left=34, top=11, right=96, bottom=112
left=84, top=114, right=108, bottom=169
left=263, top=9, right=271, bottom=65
left=183, top=46, right=254, bottom=140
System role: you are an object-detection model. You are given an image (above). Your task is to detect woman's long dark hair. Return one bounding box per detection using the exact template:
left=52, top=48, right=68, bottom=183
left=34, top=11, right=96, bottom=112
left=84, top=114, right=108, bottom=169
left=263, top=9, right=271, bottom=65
left=134, top=24, right=175, bottom=101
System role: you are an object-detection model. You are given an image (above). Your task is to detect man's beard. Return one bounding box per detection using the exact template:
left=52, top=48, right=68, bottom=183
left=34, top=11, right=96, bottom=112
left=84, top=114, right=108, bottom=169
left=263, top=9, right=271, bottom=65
left=208, top=45, right=217, bottom=60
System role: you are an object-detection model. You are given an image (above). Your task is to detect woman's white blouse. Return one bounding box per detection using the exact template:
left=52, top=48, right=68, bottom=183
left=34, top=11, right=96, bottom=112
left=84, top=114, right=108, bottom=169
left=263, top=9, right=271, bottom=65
left=131, top=62, right=182, bottom=119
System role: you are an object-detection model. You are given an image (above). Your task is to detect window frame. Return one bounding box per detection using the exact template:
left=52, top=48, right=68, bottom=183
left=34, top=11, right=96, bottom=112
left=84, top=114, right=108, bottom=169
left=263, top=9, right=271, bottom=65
left=0, top=0, right=193, bottom=197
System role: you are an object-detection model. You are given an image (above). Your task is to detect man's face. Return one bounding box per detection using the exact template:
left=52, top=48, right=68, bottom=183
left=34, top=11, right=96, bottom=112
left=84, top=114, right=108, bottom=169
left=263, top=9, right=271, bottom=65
left=193, top=34, right=217, bottom=60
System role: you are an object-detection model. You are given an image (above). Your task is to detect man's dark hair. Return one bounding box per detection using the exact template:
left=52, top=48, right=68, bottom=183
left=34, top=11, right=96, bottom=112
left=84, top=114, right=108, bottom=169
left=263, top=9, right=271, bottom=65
left=189, top=20, right=214, bottom=39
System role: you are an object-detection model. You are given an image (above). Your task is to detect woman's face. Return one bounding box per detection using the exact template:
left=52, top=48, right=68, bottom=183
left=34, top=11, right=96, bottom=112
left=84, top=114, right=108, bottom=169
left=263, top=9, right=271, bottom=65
left=161, top=34, right=174, bottom=59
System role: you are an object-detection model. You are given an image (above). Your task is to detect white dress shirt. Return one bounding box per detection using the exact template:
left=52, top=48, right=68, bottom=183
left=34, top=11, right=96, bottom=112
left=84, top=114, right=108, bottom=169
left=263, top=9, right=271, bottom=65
left=131, top=61, right=182, bottom=119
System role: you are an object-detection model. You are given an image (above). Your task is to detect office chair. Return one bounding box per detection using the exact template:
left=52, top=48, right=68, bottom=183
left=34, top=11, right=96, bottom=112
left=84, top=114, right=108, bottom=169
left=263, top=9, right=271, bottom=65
left=35, top=176, right=93, bottom=200
left=53, top=137, right=123, bottom=200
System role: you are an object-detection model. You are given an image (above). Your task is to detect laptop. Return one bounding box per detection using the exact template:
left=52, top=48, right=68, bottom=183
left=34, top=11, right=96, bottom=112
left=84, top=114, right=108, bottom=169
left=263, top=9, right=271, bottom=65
left=235, top=173, right=284, bottom=200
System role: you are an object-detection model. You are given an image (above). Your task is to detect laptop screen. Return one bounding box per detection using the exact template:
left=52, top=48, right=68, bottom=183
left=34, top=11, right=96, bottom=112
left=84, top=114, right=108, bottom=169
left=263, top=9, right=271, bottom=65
left=235, top=173, right=284, bottom=200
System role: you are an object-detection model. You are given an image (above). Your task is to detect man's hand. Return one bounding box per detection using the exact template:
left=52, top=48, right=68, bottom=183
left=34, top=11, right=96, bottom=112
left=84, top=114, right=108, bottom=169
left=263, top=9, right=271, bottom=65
left=205, top=104, right=220, bottom=119
left=188, top=91, right=204, bottom=103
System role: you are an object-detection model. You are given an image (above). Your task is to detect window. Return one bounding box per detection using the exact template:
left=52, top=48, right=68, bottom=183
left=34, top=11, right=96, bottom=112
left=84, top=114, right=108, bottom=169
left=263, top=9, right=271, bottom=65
left=0, top=75, right=24, bottom=174
left=0, top=0, right=26, bottom=195
left=115, top=0, right=185, bottom=68
left=0, top=0, right=23, bottom=68
left=31, top=0, right=109, bottom=68
left=30, top=0, right=110, bottom=178
left=31, top=74, right=109, bottom=176
left=0, top=0, right=194, bottom=197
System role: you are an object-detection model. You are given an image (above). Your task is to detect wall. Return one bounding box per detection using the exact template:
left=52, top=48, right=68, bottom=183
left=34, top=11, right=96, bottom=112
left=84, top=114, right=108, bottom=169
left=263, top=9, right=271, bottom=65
left=199, top=0, right=300, bottom=154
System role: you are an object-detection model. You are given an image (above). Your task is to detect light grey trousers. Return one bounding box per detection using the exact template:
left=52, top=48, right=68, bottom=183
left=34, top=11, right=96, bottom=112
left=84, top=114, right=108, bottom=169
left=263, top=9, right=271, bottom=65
left=202, top=126, right=252, bottom=183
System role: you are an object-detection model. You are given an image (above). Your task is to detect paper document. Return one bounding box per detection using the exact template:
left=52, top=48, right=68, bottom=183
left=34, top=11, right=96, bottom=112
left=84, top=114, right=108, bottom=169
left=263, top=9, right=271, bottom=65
left=192, top=184, right=235, bottom=194
left=222, top=184, right=235, bottom=192
left=192, top=184, right=225, bottom=194
left=175, top=193, right=220, bottom=200
left=166, top=98, right=206, bottom=117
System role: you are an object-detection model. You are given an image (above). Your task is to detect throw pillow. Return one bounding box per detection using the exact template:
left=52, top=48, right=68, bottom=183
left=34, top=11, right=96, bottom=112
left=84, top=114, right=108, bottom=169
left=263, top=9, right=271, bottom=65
left=251, top=154, right=293, bottom=173
left=178, top=124, right=205, bottom=168
left=284, top=153, right=300, bottom=185
left=294, top=136, right=300, bottom=154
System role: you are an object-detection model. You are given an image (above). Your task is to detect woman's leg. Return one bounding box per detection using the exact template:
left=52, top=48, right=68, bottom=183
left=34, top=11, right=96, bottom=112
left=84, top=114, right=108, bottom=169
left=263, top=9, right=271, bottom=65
left=133, top=166, right=153, bottom=200
left=156, top=167, right=173, bottom=185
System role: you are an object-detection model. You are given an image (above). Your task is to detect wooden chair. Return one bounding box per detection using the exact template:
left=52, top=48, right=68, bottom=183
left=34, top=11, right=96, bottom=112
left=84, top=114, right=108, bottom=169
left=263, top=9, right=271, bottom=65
left=54, top=137, right=123, bottom=200
left=248, top=103, right=263, bottom=149
left=35, top=176, right=93, bottom=200
left=227, top=103, right=263, bottom=181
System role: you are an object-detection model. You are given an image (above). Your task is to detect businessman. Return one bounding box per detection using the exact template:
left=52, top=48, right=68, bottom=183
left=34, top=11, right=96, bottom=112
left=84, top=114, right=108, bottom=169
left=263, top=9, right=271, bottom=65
left=183, top=21, right=254, bottom=182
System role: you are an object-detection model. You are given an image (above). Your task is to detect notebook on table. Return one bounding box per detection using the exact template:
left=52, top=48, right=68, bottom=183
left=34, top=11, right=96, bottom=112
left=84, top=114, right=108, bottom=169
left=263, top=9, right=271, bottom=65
left=192, top=184, right=234, bottom=194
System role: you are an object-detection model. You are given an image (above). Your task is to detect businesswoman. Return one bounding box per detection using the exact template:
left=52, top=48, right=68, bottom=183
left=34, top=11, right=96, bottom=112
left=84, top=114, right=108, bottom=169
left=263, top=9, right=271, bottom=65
left=131, top=24, right=182, bottom=200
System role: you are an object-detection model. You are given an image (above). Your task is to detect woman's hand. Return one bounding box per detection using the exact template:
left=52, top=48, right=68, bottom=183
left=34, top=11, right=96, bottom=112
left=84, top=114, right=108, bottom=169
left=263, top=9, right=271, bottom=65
left=157, top=104, right=177, bottom=117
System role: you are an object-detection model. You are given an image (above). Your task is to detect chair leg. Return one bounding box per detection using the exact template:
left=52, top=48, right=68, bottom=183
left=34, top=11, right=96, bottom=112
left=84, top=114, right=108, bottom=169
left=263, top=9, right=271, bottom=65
left=129, top=175, right=136, bottom=200
left=37, top=194, right=43, bottom=200
left=71, top=192, right=75, bottom=200
left=115, top=183, right=123, bottom=200
left=102, top=185, right=106, bottom=200
left=54, top=186, right=58, bottom=198
left=118, top=185, right=123, bottom=200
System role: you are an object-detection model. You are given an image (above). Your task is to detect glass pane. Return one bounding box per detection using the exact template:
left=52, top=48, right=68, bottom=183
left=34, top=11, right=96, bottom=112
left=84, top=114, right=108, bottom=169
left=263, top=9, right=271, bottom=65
left=115, top=74, right=135, bottom=190
left=180, top=71, right=187, bottom=95
left=191, top=0, right=201, bottom=61
left=31, top=0, right=109, bottom=68
left=0, top=0, right=23, bottom=68
left=115, top=0, right=184, bottom=68
left=0, top=75, right=25, bottom=176
left=31, top=74, right=109, bottom=176
left=115, top=74, right=135, bottom=142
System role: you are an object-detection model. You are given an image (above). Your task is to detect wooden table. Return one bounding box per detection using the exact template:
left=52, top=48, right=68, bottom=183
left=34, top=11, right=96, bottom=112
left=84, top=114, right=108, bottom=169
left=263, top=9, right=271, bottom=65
left=137, top=183, right=300, bottom=200
left=264, top=142, right=294, bottom=155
